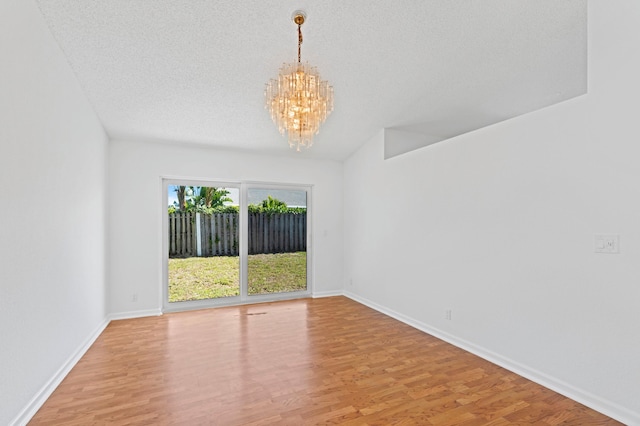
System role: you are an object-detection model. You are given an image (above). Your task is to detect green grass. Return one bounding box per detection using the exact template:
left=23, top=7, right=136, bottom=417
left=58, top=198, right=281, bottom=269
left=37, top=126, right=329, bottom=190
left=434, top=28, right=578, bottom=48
left=247, top=252, right=307, bottom=295
left=168, top=256, right=240, bottom=301
left=168, top=252, right=306, bottom=302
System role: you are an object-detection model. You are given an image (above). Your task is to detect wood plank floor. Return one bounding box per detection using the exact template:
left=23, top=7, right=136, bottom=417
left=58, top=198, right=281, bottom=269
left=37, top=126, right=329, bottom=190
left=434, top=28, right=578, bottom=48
left=30, top=296, right=621, bottom=425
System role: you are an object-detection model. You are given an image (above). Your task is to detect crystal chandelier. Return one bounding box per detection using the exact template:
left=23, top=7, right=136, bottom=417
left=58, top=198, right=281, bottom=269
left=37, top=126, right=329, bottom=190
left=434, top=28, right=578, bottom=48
left=265, top=11, right=334, bottom=151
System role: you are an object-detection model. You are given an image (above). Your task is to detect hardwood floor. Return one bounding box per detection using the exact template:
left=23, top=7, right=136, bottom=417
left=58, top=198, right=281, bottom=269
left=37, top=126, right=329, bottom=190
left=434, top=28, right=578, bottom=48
left=30, top=296, right=621, bottom=425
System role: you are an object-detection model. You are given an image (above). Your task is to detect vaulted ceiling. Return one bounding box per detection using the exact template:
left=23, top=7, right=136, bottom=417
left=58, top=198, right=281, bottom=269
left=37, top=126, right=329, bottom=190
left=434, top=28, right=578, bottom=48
left=35, top=0, right=587, bottom=160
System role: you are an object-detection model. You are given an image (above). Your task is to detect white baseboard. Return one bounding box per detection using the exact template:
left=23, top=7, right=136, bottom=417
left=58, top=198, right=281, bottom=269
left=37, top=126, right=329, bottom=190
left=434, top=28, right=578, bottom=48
left=108, top=309, right=162, bottom=321
left=9, top=318, right=110, bottom=426
left=344, top=291, right=640, bottom=426
left=10, top=309, right=161, bottom=425
left=312, top=290, right=344, bottom=298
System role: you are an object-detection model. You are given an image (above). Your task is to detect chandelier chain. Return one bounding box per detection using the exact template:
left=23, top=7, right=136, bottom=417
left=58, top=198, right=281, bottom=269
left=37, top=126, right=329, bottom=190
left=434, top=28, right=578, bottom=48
left=297, top=24, right=303, bottom=63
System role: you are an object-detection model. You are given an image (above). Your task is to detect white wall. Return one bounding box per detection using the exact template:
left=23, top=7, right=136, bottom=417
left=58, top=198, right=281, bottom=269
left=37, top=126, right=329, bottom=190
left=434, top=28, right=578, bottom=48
left=0, top=1, right=109, bottom=424
left=109, top=140, right=343, bottom=316
left=344, top=1, right=640, bottom=424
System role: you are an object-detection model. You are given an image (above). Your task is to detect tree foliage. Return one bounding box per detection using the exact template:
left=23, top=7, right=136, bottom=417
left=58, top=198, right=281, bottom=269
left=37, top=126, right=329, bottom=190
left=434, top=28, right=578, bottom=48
left=170, top=186, right=233, bottom=213
left=168, top=190, right=305, bottom=215
left=248, top=196, right=305, bottom=215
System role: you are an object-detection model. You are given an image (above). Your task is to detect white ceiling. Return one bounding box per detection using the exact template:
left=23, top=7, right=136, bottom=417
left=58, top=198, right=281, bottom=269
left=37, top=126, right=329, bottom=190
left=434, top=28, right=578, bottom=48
left=35, top=0, right=587, bottom=161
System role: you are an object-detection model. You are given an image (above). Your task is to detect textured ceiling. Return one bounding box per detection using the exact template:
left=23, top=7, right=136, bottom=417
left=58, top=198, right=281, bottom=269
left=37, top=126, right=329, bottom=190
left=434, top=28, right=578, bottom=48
left=35, top=0, right=587, bottom=160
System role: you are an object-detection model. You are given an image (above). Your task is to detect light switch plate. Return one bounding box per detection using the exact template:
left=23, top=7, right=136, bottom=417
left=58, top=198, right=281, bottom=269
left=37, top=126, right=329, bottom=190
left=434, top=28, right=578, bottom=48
left=594, top=234, right=619, bottom=254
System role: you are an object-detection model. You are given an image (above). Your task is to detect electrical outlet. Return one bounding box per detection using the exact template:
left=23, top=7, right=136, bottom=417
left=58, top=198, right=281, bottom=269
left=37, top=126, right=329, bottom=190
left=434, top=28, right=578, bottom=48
left=445, top=309, right=452, bottom=320
left=132, top=293, right=138, bottom=302
left=595, top=234, right=619, bottom=254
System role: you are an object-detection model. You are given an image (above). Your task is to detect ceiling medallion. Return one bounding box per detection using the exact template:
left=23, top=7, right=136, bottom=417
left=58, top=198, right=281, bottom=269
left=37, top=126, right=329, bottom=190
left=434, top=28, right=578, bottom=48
left=265, top=10, right=334, bottom=151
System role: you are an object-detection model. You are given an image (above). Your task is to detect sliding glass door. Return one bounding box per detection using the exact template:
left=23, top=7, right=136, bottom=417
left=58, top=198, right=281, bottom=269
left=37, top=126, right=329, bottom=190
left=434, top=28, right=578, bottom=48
left=163, top=180, right=311, bottom=312
left=166, top=184, right=240, bottom=305
left=247, top=188, right=307, bottom=297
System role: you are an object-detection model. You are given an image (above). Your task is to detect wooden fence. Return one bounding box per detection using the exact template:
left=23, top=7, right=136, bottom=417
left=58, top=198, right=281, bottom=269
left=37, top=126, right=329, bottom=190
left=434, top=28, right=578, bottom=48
left=168, top=212, right=306, bottom=257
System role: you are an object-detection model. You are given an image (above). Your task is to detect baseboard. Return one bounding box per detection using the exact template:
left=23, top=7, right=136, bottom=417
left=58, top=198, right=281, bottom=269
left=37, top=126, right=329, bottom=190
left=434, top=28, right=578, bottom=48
left=344, top=291, right=640, bottom=426
left=108, top=308, right=163, bottom=321
left=312, top=290, right=344, bottom=298
left=9, top=318, right=110, bottom=426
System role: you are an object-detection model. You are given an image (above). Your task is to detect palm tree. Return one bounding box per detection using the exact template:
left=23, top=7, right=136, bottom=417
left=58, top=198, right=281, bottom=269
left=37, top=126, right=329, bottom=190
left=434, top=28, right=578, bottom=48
left=201, top=187, right=232, bottom=209
left=182, top=187, right=232, bottom=212
left=175, top=186, right=187, bottom=211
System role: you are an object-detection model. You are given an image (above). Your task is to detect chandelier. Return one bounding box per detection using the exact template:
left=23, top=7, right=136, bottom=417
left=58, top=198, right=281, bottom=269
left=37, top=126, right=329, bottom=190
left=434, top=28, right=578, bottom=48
left=265, top=11, right=334, bottom=151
